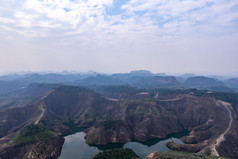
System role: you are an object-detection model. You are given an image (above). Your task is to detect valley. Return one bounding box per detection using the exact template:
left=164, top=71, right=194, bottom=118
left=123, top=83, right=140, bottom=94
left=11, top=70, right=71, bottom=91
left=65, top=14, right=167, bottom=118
left=1, top=0, right=237, bottom=158
left=60, top=131, right=185, bottom=159
left=0, top=71, right=238, bottom=159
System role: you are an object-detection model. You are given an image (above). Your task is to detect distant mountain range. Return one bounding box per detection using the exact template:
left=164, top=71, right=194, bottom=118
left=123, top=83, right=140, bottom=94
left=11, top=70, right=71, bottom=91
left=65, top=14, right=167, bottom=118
left=1, top=71, right=238, bottom=159
left=0, top=70, right=237, bottom=94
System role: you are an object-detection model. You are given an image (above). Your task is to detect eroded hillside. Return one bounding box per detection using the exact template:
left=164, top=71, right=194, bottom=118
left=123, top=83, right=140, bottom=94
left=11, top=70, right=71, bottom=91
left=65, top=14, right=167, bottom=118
left=0, top=85, right=237, bottom=159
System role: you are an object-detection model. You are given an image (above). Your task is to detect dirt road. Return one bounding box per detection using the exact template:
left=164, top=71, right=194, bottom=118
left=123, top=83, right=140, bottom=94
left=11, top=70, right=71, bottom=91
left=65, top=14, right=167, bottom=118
left=210, top=101, right=233, bottom=157
left=34, top=90, right=55, bottom=125
left=34, top=104, right=45, bottom=125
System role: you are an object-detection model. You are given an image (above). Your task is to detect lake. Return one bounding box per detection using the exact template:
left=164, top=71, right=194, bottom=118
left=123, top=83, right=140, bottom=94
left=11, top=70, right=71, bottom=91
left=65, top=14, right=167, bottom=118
left=59, top=132, right=185, bottom=159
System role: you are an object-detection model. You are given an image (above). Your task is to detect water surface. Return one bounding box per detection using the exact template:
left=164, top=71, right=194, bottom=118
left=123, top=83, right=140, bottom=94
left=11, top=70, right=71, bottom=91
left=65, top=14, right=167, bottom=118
left=60, top=132, right=185, bottom=159
left=59, top=132, right=100, bottom=159
left=124, top=138, right=183, bottom=159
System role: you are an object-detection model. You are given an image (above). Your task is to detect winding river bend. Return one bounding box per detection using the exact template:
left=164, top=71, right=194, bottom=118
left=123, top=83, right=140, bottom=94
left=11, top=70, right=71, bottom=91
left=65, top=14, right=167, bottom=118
left=59, top=131, right=186, bottom=159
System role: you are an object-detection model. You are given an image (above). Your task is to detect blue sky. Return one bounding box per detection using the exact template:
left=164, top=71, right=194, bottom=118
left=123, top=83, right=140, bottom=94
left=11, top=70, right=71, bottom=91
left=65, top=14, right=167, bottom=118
left=0, top=0, right=238, bottom=75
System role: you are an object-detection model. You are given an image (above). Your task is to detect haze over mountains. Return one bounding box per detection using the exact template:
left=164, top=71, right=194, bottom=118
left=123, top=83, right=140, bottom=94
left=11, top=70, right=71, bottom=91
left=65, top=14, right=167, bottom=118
left=0, top=70, right=237, bottom=94
left=1, top=70, right=238, bottom=159
left=1, top=0, right=237, bottom=158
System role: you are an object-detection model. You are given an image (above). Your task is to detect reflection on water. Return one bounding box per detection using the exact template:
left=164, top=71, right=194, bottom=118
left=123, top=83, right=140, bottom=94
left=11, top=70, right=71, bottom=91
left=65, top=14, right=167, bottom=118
left=60, top=132, right=185, bottom=159
left=124, top=138, right=183, bottom=159
left=59, top=132, right=101, bottom=159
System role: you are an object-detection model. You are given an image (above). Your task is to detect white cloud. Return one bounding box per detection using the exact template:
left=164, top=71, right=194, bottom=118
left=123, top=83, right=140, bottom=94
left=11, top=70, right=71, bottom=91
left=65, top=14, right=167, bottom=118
left=23, top=0, right=113, bottom=29
left=121, top=0, right=238, bottom=36
left=0, top=0, right=238, bottom=74
left=0, top=0, right=237, bottom=39
left=0, top=17, right=15, bottom=24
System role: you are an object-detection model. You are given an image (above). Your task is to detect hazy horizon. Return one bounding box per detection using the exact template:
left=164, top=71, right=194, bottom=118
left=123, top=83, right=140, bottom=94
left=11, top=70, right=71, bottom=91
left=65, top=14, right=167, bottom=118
left=1, top=0, right=238, bottom=75
left=1, top=69, right=237, bottom=78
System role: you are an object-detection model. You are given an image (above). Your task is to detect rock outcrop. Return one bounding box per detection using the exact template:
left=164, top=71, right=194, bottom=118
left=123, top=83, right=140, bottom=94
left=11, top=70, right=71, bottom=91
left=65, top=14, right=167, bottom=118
left=0, top=85, right=237, bottom=158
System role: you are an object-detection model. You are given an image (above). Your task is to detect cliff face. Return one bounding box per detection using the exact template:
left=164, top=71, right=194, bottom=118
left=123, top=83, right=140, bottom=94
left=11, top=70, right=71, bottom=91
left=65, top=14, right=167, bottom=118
left=39, top=135, right=65, bottom=159
left=84, top=100, right=183, bottom=145
left=40, top=86, right=182, bottom=144
left=0, top=85, right=237, bottom=158
left=84, top=95, right=229, bottom=150
left=41, top=86, right=231, bottom=155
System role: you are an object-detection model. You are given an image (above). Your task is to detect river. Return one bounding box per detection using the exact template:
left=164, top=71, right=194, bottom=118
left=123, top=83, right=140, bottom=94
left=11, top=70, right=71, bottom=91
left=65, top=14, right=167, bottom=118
left=59, top=131, right=185, bottom=159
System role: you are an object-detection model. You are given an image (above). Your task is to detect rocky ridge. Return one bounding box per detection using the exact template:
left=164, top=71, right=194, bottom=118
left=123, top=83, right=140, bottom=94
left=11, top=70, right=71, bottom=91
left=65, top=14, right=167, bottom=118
left=0, top=85, right=237, bottom=158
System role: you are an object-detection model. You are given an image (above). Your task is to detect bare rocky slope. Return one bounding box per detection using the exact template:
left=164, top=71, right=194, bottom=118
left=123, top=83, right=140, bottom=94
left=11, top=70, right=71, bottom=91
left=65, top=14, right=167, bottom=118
left=0, top=85, right=237, bottom=159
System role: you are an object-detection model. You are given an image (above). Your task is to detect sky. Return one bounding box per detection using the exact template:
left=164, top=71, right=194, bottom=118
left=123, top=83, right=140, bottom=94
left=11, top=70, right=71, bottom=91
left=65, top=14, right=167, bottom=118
left=0, top=0, right=238, bottom=75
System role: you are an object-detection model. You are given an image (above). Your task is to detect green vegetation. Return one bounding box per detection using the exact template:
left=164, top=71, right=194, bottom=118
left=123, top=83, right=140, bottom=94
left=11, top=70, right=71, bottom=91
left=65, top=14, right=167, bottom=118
left=35, top=142, right=47, bottom=154
left=56, top=85, right=91, bottom=93
left=166, top=142, right=174, bottom=150
left=84, top=108, right=96, bottom=122
left=120, top=100, right=134, bottom=108
left=135, top=106, right=149, bottom=115
left=94, top=142, right=125, bottom=151
left=135, top=107, right=144, bottom=114
left=204, top=147, right=211, bottom=155
left=63, top=120, right=86, bottom=135
left=97, top=85, right=145, bottom=95
left=152, top=88, right=238, bottom=108
left=0, top=100, right=16, bottom=109
left=13, top=124, right=56, bottom=146
left=86, top=133, right=99, bottom=145
left=209, top=92, right=238, bottom=105
left=131, top=130, right=189, bottom=147
left=151, top=108, right=158, bottom=115
left=151, top=88, right=201, bottom=95
left=93, top=148, right=140, bottom=159
left=96, top=119, right=122, bottom=129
